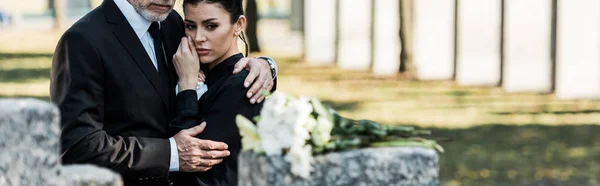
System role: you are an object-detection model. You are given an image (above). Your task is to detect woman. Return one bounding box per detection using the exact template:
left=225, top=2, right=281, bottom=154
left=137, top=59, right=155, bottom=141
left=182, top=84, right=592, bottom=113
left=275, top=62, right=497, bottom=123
left=169, top=0, right=263, bottom=185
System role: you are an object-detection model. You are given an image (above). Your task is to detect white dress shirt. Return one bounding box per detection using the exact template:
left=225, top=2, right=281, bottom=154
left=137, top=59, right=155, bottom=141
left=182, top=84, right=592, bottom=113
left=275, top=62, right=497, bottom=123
left=114, top=0, right=160, bottom=70
left=114, top=0, right=179, bottom=172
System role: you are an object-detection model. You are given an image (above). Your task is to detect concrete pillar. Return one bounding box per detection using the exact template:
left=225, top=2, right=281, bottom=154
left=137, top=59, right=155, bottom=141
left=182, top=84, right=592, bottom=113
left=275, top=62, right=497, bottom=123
left=413, top=0, right=455, bottom=80
left=372, top=0, right=401, bottom=75
left=503, top=0, right=553, bottom=92
left=455, top=0, right=502, bottom=86
left=337, top=0, right=372, bottom=70
left=304, top=0, right=336, bottom=64
left=556, top=0, right=600, bottom=99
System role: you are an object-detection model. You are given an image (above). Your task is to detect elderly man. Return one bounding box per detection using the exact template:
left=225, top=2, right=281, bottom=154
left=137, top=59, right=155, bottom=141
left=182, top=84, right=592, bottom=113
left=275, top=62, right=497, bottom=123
left=50, top=0, right=277, bottom=185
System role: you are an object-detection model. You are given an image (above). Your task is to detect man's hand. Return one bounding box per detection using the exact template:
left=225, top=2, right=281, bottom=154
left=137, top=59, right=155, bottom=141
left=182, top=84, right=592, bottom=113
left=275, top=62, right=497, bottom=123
left=173, top=122, right=230, bottom=172
left=232, top=58, right=273, bottom=104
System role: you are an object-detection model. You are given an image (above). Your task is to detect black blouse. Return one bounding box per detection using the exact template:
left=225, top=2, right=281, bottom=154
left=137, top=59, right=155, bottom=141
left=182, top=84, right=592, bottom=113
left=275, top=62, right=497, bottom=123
left=169, top=53, right=263, bottom=186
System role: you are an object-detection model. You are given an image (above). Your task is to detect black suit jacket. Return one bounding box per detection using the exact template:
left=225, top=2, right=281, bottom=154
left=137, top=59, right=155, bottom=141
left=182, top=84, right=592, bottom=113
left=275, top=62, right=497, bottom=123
left=50, top=0, right=184, bottom=184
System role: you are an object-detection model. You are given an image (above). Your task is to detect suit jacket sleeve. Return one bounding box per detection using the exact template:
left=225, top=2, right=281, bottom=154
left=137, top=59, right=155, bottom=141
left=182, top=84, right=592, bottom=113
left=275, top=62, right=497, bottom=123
left=50, top=30, right=171, bottom=179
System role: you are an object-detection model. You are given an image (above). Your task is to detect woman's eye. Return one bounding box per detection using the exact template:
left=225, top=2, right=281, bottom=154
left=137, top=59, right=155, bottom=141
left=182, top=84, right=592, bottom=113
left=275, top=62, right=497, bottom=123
left=185, top=25, right=196, bottom=30
left=206, top=24, right=218, bottom=30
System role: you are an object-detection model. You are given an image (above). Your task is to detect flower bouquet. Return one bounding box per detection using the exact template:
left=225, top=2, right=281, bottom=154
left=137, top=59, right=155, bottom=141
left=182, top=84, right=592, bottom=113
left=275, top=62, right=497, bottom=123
left=236, top=91, right=443, bottom=179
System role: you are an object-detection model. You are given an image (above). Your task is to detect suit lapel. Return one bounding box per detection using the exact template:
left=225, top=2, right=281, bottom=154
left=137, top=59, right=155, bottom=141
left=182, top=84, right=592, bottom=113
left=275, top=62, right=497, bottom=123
left=159, top=15, right=184, bottom=116
left=102, top=0, right=169, bottom=109
left=160, top=19, right=180, bottom=81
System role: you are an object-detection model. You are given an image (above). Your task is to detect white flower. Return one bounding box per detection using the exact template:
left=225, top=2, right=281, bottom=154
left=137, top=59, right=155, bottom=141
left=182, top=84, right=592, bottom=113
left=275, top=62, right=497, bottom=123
left=310, top=97, right=330, bottom=119
left=305, top=116, right=317, bottom=134
left=285, top=144, right=313, bottom=179
left=311, top=115, right=333, bottom=147
left=235, top=115, right=263, bottom=153
left=256, top=92, right=288, bottom=155
left=282, top=97, right=313, bottom=145
left=256, top=92, right=314, bottom=156
left=259, top=134, right=282, bottom=155
left=239, top=91, right=320, bottom=179
left=261, top=91, right=287, bottom=119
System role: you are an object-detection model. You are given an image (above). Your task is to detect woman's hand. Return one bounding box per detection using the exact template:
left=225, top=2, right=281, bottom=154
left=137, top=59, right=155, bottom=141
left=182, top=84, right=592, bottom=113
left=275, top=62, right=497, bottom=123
left=173, top=36, right=200, bottom=92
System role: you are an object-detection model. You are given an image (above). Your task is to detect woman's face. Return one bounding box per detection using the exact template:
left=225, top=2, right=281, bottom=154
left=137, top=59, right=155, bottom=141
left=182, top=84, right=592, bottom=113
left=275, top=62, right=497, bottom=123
left=183, top=2, right=243, bottom=68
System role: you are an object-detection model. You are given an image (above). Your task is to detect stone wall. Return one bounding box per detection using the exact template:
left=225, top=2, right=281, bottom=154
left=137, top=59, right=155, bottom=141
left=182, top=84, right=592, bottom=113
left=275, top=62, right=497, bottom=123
left=239, top=147, right=439, bottom=186
left=0, top=99, right=123, bottom=186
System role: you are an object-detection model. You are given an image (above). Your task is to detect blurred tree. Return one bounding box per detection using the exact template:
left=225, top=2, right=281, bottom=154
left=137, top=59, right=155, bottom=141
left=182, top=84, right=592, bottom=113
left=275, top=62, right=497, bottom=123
left=290, top=0, right=304, bottom=31
left=399, top=0, right=416, bottom=78
left=53, top=0, right=66, bottom=29
left=246, top=0, right=261, bottom=52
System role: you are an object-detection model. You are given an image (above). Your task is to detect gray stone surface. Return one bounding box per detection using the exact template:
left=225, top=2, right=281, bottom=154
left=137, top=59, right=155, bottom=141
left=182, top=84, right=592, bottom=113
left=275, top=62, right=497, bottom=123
left=239, top=147, right=439, bottom=186
left=0, top=98, right=123, bottom=186
left=58, top=165, right=123, bottom=186
left=0, top=98, right=61, bottom=186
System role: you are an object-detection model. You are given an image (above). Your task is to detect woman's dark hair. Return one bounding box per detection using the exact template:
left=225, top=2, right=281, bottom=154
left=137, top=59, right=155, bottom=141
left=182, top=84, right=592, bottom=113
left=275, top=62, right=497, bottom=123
left=183, top=0, right=249, bottom=56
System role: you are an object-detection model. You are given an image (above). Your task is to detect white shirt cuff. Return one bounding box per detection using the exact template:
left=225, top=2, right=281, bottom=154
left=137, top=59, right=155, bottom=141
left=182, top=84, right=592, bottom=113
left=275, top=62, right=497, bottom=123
left=176, top=82, right=208, bottom=100
left=168, top=137, right=179, bottom=172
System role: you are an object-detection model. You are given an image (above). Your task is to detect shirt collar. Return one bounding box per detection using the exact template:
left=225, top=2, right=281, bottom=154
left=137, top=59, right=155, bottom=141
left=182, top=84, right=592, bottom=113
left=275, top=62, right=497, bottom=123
left=113, top=0, right=153, bottom=39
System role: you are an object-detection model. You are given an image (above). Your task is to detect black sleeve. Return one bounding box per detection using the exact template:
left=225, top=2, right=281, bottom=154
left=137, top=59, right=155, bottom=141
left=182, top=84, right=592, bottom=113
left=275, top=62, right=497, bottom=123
left=169, top=90, right=200, bottom=131
left=51, top=31, right=171, bottom=180
left=197, top=74, right=261, bottom=151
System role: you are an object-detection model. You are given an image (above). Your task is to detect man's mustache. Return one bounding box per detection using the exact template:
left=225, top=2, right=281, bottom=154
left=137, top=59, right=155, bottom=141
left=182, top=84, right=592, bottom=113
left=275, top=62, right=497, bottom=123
left=148, top=0, right=173, bottom=5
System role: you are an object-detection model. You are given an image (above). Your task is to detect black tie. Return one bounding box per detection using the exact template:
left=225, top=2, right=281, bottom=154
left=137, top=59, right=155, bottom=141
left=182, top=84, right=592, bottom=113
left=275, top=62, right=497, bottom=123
left=149, top=22, right=168, bottom=75
left=148, top=22, right=171, bottom=105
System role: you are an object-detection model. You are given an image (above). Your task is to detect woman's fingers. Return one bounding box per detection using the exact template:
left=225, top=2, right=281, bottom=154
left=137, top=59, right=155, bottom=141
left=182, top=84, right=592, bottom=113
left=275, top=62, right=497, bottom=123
left=187, top=36, right=198, bottom=58
left=181, top=37, right=189, bottom=55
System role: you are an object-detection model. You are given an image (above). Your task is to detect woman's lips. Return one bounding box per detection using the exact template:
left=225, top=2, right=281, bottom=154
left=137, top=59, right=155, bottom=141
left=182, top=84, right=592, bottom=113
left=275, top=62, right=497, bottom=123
left=197, top=49, right=210, bottom=55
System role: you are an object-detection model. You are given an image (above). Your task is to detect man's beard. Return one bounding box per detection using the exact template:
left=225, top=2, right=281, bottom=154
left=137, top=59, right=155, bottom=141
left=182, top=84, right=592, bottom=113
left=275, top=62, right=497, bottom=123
left=132, top=0, right=173, bottom=22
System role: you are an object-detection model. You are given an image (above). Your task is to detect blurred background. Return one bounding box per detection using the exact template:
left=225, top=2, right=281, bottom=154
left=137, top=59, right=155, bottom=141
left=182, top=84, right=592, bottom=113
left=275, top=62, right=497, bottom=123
left=1, top=0, right=600, bottom=185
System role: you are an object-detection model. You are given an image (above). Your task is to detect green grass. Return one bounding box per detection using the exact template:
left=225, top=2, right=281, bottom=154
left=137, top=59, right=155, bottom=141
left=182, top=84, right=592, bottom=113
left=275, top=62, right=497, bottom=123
left=1, top=53, right=599, bottom=185
left=434, top=125, right=600, bottom=186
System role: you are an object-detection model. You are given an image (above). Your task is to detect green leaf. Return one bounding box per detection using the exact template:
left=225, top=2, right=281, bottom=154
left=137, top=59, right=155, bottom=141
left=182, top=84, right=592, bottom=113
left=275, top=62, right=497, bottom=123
left=253, top=116, right=261, bottom=123
left=369, top=138, right=444, bottom=153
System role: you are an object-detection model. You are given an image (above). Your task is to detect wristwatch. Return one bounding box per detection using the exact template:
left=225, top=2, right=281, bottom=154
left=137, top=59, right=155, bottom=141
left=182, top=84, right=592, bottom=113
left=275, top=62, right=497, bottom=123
left=257, top=56, right=278, bottom=80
